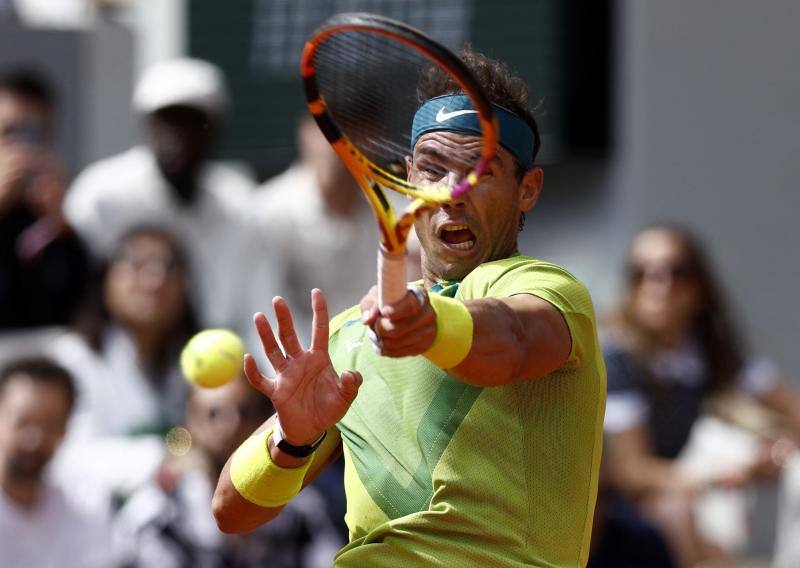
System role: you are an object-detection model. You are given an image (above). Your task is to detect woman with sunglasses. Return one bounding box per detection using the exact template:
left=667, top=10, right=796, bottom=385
left=602, top=225, right=800, bottom=567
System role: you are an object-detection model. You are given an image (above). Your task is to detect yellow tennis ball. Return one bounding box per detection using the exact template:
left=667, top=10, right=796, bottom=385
left=180, top=329, right=245, bottom=388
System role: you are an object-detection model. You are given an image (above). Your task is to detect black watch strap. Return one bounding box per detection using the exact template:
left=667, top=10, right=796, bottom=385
left=273, top=420, right=327, bottom=458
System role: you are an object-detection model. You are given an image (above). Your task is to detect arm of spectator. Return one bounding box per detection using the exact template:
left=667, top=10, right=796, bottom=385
left=607, top=426, right=699, bottom=498
left=0, top=144, right=32, bottom=215
left=755, top=381, right=800, bottom=441
left=601, top=343, right=702, bottom=496
left=24, top=152, right=65, bottom=220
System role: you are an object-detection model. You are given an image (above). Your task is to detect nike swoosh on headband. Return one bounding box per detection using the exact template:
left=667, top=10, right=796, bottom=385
left=435, top=107, right=478, bottom=122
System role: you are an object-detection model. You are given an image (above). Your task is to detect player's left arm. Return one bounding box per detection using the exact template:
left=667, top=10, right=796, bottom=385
left=362, top=290, right=571, bottom=387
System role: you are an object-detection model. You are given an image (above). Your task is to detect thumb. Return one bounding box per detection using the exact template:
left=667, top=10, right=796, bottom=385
left=337, top=370, right=363, bottom=404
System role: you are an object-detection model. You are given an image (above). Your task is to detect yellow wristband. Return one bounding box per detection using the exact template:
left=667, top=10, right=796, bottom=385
left=229, top=428, right=313, bottom=507
left=422, top=293, right=474, bottom=369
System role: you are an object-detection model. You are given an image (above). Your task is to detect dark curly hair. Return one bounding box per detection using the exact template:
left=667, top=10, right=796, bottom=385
left=416, top=47, right=542, bottom=169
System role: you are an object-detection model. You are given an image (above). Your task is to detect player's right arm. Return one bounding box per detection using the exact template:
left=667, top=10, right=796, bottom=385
left=212, top=289, right=362, bottom=534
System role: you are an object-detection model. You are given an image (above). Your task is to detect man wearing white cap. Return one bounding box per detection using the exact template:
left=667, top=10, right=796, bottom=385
left=64, top=58, right=276, bottom=332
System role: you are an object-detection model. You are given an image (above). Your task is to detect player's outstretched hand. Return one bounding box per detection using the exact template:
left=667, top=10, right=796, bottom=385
left=244, top=288, right=362, bottom=446
left=360, top=285, right=437, bottom=357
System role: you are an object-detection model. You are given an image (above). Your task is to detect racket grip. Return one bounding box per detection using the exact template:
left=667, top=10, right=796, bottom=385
left=378, top=248, right=407, bottom=307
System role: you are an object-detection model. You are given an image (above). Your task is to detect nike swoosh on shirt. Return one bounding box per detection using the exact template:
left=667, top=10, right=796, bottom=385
left=345, top=339, right=363, bottom=353
left=435, top=107, right=478, bottom=122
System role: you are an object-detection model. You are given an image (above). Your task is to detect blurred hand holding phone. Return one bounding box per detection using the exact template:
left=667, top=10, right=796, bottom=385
left=0, top=120, right=46, bottom=211
left=1, top=119, right=70, bottom=260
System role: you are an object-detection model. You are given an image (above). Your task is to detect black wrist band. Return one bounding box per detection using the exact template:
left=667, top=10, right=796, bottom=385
left=272, top=419, right=327, bottom=458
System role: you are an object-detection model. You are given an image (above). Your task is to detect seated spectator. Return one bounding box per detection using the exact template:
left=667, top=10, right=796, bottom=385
left=50, top=226, right=197, bottom=504
left=0, top=68, right=89, bottom=329
left=113, top=375, right=343, bottom=567
left=64, top=57, right=275, bottom=332
left=589, top=446, right=675, bottom=568
left=603, top=225, right=800, bottom=567
left=0, top=356, right=110, bottom=567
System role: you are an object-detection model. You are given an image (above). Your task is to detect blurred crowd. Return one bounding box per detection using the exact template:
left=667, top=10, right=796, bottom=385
left=1, top=14, right=799, bottom=568
left=0, top=55, right=370, bottom=568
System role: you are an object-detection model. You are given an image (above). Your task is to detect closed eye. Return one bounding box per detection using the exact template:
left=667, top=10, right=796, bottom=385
left=414, top=161, right=447, bottom=180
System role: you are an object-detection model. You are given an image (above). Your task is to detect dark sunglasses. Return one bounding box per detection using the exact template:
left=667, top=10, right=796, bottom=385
left=629, top=262, right=696, bottom=285
left=205, top=403, right=263, bottom=423
left=114, top=253, right=182, bottom=275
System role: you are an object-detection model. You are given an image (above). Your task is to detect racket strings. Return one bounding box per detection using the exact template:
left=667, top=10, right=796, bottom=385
left=313, top=29, right=477, bottom=182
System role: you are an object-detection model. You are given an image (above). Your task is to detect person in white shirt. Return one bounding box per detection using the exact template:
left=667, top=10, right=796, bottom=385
left=64, top=57, right=276, bottom=332
left=254, top=115, right=379, bottom=346
left=50, top=226, right=198, bottom=508
left=0, top=356, right=110, bottom=568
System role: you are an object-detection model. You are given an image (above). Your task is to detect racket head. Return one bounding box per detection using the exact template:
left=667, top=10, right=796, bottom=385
left=300, top=13, right=499, bottom=223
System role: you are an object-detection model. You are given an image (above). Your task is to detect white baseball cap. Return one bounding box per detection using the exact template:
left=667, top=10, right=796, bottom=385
left=133, top=58, right=228, bottom=116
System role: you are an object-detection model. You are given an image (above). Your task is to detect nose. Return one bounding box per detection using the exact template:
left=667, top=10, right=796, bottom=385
left=19, top=424, right=46, bottom=451
left=210, top=406, right=242, bottom=436
left=640, top=269, right=678, bottom=298
left=138, top=262, right=170, bottom=290
left=440, top=172, right=469, bottom=210
left=442, top=171, right=459, bottom=188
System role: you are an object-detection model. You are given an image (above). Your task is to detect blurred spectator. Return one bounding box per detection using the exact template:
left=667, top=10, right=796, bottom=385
left=0, top=356, right=111, bottom=568
left=113, top=375, right=343, bottom=568
left=603, top=225, right=800, bottom=567
left=774, top=451, right=800, bottom=567
left=0, top=68, right=89, bottom=329
left=64, top=57, right=274, bottom=333
left=12, top=0, right=85, bottom=28
left=254, top=114, right=379, bottom=346
left=589, top=456, right=674, bottom=568
left=49, top=226, right=196, bottom=507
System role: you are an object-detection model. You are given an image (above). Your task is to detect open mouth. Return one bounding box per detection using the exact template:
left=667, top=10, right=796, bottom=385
left=437, top=224, right=476, bottom=251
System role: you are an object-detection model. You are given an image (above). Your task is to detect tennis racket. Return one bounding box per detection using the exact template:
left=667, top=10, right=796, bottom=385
left=300, top=13, right=498, bottom=307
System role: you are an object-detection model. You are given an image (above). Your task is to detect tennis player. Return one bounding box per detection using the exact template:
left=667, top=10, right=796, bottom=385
left=213, top=50, right=606, bottom=567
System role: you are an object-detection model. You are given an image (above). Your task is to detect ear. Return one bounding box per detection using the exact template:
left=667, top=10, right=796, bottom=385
left=405, top=155, right=413, bottom=176
left=518, top=167, right=543, bottom=213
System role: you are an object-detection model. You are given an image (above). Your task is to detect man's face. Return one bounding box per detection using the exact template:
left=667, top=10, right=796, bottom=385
left=0, top=377, right=70, bottom=482
left=186, top=378, right=272, bottom=467
left=0, top=91, right=51, bottom=149
left=409, top=131, right=542, bottom=282
left=145, top=105, right=216, bottom=177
